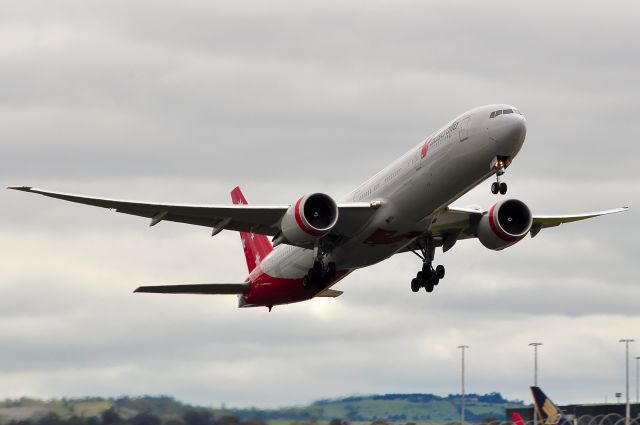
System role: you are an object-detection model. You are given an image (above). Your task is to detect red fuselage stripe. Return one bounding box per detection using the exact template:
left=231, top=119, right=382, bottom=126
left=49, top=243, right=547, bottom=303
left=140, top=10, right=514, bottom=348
left=244, top=265, right=351, bottom=306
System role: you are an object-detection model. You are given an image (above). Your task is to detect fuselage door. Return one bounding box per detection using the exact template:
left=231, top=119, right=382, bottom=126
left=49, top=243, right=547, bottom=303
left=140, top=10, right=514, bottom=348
left=459, top=116, right=470, bottom=142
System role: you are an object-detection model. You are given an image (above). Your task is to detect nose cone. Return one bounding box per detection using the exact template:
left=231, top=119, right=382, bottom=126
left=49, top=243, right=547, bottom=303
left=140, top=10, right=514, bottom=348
left=489, top=110, right=527, bottom=155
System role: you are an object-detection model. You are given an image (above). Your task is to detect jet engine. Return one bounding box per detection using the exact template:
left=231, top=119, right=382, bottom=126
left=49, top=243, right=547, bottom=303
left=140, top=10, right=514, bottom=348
left=477, top=199, right=532, bottom=250
left=280, top=193, right=339, bottom=245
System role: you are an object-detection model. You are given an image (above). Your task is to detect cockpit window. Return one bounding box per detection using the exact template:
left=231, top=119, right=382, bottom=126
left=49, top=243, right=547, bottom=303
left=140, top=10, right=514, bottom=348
left=490, top=108, right=523, bottom=118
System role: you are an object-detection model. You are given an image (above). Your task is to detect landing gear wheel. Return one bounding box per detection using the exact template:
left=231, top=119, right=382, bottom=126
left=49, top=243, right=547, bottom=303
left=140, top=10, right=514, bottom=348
left=499, top=182, right=507, bottom=195
left=491, top=182, right=499, bottom=194
left=411, top=278, right=420, bottom=292
left=410, top=237, right=447, bottom=294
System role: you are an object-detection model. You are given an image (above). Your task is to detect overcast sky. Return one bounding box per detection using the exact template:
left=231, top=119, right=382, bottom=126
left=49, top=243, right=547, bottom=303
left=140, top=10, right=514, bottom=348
left=1, top=0, right=639, bottom=409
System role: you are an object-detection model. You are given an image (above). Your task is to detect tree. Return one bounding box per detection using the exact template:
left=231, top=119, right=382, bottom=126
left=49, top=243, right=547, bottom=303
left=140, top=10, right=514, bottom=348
left=182, top=409, right=213, bottom=425
left=101, top=407, right=123, bottom=425
left=131, top=413, right=161, bottom=425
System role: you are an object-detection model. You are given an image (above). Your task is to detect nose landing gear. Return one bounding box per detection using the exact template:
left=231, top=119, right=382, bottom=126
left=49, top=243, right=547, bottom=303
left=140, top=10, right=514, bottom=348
left=491, top=174, right=507, bottom=195
left=490, top=157, right=509, bottom=195
left=410, top=237, right=445, bottom=293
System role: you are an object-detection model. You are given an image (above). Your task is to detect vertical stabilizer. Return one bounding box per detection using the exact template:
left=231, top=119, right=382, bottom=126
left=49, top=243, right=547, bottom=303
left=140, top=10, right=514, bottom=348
left=230, top=187, right=274, bottom=273
left=531, top=386, right=572, bottom=425
left=513, top=412, right=526, bottom=425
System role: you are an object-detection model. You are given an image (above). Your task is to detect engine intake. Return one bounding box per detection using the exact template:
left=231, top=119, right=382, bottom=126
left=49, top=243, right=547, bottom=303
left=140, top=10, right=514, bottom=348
left=477, top=199, right=532, bottom=250
left=281, top=193, right=339, bottom=245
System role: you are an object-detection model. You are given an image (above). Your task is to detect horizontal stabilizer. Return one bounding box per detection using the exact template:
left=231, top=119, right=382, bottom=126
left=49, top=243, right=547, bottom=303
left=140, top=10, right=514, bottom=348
left=315, top=288, right=343, bottom=297
left=134, top=283, right=250, bottom=295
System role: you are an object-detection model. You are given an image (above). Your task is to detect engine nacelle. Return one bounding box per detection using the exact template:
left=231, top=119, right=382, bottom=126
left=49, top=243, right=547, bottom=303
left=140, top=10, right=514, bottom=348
left=477, top=199, right=533, bottom=250
left=280, top=193, right=339, bottom=245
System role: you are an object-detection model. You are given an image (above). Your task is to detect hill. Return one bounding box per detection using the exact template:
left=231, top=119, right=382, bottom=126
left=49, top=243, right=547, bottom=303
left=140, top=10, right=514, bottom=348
left=0, top=393, right=524, bottom=424
left=226, top=393, right=524, bottom=422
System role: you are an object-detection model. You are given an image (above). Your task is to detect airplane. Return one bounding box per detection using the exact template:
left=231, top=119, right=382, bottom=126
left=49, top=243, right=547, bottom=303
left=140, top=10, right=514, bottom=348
left=512, top=412, right=527, bottom=425
left=9, top=104, right=628, bottom=311
left=530, top=386, right=574, bottom=425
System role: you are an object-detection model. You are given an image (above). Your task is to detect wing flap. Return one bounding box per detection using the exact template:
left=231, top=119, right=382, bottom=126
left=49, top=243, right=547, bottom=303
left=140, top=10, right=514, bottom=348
left=134, top=283, right=250, bottom=295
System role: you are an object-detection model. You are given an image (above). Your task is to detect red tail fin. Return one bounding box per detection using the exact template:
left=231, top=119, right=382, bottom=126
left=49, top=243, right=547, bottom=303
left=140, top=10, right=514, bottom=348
left=512, top=412, right=526, bottom=425
left=230, top=186, right=274, bottom=273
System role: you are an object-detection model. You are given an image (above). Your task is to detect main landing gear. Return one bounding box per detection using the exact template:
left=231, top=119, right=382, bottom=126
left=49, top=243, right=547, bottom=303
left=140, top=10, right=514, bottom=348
left=303, top=242, right=336, bottom=288
left=410, top=238, right=445, bottom=293
left=491, top=157, right=508, bottom=195
left=303, top=259, right=336, bottom=288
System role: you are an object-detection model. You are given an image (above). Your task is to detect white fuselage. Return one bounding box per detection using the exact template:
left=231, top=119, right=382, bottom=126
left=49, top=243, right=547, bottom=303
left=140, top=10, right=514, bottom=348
left=254, top=104, right=527, bottom=281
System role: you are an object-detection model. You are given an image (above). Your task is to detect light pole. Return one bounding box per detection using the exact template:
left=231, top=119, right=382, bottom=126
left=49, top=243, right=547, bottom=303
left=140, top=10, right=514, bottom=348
left=619, top=339, right=635, bottom=425
left=458, top=345, right=469, bottom=425
left=636, top=356, right=639, bottom=404
left=529, top=343, right=543, bottom=425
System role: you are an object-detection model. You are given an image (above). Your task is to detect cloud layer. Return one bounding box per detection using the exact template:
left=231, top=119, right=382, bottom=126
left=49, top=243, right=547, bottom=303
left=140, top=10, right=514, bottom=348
left=1, top=0, right=638, bottom=408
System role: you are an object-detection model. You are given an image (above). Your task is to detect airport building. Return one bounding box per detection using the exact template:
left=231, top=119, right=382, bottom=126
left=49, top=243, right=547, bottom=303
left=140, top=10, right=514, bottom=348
left=506, top=403, right=640, bottom=423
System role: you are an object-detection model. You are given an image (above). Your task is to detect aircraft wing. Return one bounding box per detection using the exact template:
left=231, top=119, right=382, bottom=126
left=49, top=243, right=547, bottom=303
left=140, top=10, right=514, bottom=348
left=526, top=208, right=629, bottom=236
left=8, top=186, right=375, bottom=240
left=400, top=204, right=628, bottom=253
left=431, top=205, right=629, bottom=241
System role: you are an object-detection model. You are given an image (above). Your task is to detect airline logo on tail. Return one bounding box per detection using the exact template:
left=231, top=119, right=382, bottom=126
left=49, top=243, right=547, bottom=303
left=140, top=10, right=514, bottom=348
left=530, top=386, right=573, bottom=425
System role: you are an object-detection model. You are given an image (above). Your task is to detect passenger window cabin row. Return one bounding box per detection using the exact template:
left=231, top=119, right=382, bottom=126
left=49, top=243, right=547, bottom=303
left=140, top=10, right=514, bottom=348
left=489, top=108, right=523, bottom=118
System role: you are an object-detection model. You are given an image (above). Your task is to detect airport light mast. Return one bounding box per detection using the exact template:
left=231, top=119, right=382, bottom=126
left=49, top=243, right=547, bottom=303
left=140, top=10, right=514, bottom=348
left=458, top=345, right=469, bottom=425
left=636, top=356, right=639, bottom=404
left=619, top=339, right=635, bottom=425
left=529, top=342, right=543, bottom=425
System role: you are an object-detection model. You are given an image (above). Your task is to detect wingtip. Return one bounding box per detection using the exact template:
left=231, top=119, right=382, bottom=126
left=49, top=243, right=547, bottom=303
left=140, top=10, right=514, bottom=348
left=7, top=186, right=33, bottom=192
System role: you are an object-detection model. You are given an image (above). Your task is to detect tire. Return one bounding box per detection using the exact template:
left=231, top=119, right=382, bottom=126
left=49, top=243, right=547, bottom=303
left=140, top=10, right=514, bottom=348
left=312, top=261, right=323, bottom=273
left=411, top=278, right=420, bottom=292
left=416, top=271, right=425, bottom=282
left=491, top=182, right=499, bottom=194
left=436, top=265, right=445, bottom=279
left=425, top=284, right=434, bottom=293
left=499, top=182, right=507, bottom=195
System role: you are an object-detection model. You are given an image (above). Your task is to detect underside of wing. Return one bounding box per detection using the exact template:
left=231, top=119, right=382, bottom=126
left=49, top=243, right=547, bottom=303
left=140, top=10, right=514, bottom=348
left=134, top=283, right=250, bottom=295
left=429, top=204, right=629, bottom=240
left=8, top=186, right=290, bottom=236
left=528, top=207, right=629, bottom=236
left=8, top=186, right=380, bottom=248
left=397, top=203, right=629, bottom=254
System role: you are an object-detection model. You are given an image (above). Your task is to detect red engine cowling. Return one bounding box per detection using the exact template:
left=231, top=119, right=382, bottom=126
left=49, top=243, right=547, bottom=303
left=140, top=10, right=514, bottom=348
left=280, top=193, right=339, bottom=246
left=477, top=199, right=533, bottom=250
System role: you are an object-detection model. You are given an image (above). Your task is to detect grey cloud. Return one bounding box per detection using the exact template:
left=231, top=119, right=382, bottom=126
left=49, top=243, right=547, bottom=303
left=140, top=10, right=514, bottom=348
left=1, top=0, right=639, bottom=410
